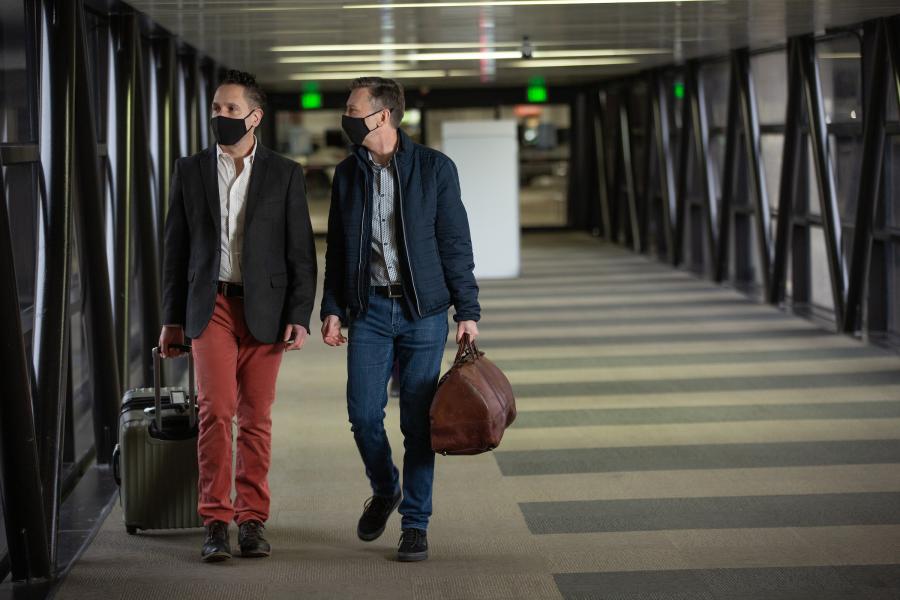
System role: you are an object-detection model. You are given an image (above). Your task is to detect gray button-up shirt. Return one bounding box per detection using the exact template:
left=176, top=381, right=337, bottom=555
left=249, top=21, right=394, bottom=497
left=368, top=152, right=403, bottom=286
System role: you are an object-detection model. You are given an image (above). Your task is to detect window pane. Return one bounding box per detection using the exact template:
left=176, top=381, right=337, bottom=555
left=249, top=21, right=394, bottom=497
left=810, top=226, right=834, bottom=313
left=830, top=133, right=861, bottom=224
left=751, top=50, right=787, bottom=126
left=701, top=60, right=730, bottom=129
left=816, top=35, right=863, bottom=124
left=886, top=135, right=900, bottom=230
left=760, top=134, right=783, bottom=213
left=1, top=0, right=33, bottom=142
left=2, top=162, right=39, bottom=333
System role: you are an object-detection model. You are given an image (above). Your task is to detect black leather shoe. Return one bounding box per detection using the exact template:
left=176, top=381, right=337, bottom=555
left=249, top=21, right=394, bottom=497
left=397, top=528, right=428, bottom=562
left=357, top=490, right=402, bottom=541
left=238, top=520, right=271, bottom=558
left=201, top=520, right=231, bottom=562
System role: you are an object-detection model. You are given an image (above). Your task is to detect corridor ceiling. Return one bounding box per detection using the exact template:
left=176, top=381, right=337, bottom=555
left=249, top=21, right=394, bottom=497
left=125, top=0, right=900, bottom=90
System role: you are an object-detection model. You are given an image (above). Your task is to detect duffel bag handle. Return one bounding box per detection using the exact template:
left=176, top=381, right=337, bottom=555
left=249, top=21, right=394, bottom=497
left=453, top=333, right=482, bottom=365
left=151, top=344, right=196, bottom=431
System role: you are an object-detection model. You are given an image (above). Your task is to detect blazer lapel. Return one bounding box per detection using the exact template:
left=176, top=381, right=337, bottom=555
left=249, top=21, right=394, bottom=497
left=243, top=143, right=270, bottom=228
left=199, top=146, right=220, bottom=235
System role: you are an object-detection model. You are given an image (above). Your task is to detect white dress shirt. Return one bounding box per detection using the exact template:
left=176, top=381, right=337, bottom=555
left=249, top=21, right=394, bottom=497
left=216, top=137, right=257, bottom=283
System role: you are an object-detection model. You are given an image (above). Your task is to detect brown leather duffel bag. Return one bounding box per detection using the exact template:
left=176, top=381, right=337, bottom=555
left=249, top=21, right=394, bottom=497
left=430, top=335, right=516, bottom=455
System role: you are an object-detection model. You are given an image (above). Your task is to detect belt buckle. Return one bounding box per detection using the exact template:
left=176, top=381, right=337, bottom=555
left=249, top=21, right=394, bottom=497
left=222, top=281, right=232, bottom=296
left=388, top=284, right=402, bottom=298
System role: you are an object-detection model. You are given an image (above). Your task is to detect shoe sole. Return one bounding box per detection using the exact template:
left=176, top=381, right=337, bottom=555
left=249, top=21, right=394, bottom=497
left=201, top=551, right=232, bottom=563
left=397, top=550, right=428, bottom=562
left=240, top=549, right=271, bottom=558
left=357, top=494, right=402, bottom=542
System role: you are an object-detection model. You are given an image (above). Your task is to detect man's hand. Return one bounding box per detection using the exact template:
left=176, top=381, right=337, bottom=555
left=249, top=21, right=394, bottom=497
left=283, top=324, right=308, bottom=351
left=159, top=325, right=185, bottom=357
left=321, top=315, right=347, bottom=347
left=456, top=320, right=479, bottom=343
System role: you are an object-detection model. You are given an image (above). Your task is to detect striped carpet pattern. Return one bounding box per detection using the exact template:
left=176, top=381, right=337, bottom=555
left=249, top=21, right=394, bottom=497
left=56, top=233, right=900, bottom=599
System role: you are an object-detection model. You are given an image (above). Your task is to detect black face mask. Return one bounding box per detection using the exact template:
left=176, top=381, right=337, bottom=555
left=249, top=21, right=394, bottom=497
left=210, top=109, right=255, bottom=146
left=341, top=109, right=384, bottom=146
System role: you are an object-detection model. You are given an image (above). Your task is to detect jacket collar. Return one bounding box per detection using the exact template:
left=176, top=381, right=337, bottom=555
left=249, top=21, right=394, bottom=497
left=352, top=128, right=413, bottom=169
left=199, top=141, right=271, bottom=233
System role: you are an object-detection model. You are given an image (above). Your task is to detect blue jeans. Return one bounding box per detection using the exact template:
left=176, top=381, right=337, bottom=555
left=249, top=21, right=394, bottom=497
left=347, top=291, right=449, bottom=530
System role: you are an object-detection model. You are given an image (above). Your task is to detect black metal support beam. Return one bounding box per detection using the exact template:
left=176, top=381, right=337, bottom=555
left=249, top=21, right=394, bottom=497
left=714, top=58, right=740, bottom=282
left=674, top=74, right=692, bottom=267
left=619, top=97, right=642, bottom=251
left=153, top=34, right=178, bottom=269
left=72, top=0, right=122, bottom=464
left=37, top=0, right=76, bottom=567
left=593, top=91, right=612, bottom=240
left=735, top=48, right=774, bottom=295
left=0, top=156, right=53, bottom=583
left=651, top=73, right=677, bottom=262
left=113, top=12, right=135, bottom=389
left=843, top=20, right=889, bottom=333
left=770, top=41, right=805, bottom=305
left=133, top=51, right=163, bottom=389
left=687, top=61, right=720, bottom=273
left=798, top=34, right=846, bottom=322
left=180, top=49, right=201, bottom=156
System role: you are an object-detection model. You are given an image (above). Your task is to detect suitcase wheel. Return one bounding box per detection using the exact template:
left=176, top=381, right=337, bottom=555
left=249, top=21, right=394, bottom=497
left=126, top=526, right=138, bottom=535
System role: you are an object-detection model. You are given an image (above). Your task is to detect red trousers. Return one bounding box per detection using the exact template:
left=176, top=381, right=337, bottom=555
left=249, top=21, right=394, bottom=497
left=192, top=294, right=283, bottom=525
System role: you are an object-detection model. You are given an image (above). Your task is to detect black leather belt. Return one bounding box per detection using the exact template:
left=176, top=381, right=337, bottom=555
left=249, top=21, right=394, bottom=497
left=372, top=284, right=404, bottom=298
left=217, top=281, right=244, bottom=297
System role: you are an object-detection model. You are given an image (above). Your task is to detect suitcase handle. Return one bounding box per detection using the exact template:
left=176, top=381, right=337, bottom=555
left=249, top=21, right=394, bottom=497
left=152, top=345, right=196, bottom=432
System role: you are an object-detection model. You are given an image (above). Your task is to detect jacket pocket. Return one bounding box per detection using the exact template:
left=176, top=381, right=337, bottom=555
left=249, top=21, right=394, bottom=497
left=270, top=272, right=288, bottom=288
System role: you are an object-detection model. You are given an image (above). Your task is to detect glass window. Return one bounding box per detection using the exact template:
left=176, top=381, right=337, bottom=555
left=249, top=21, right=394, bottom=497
left=761, top=134, right=784, bottom=212
left=500, top=104, right=570, bottom=228
left=701, top=60, right=730, bottom=130
left=809, top=226, right=835, bottom=312
left=1, top=0, right=33, bottom=143
left=830, top=132, right=861, bottom=223
left=750, top=50, right=787, bottom=126
left=816, top=35, right=863, bottom=124
left=2, top=162, right=39, bottom=334
left=886, top=135, right=900, bottom=229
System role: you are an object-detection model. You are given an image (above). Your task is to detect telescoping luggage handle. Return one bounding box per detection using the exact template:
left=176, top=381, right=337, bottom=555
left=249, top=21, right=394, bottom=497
left=151, top=344, right=196, bottom=431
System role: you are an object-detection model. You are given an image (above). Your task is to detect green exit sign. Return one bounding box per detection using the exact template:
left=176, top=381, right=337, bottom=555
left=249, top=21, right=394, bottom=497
left=527, top=77, right=547, bottom=103
left=301, top=82, right=322, bottom=109
left=302, top=92, right=322, bottom=109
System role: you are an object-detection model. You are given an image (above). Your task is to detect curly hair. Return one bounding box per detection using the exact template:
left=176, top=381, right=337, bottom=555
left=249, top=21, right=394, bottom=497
left=350, top=77, right=405, bottom=128
left=219, top=69, right=267, bottom=109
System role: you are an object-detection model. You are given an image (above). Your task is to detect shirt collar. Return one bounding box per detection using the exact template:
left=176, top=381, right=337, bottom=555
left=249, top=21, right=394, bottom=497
left=217, top=135, right=258, bottom=165
left=367, top=150, right=392, bottom=169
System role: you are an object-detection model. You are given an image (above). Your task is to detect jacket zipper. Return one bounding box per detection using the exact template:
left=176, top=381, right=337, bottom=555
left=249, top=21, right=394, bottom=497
left=394, top=160, right=423, bottom=317
left=356, top=171, right=369, bottom=312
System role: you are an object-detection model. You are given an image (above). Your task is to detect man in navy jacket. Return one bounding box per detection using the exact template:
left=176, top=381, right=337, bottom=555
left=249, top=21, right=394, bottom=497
left=320, top=77, right=480, bottom=562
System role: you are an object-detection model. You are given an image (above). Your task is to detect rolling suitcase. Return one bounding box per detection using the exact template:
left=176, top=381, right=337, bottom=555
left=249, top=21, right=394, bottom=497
left=112, top=344, right=203, bottom=534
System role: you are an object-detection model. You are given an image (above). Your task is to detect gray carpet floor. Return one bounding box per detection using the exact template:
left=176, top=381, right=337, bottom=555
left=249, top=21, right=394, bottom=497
left=55, top=233, right=900, bottom=599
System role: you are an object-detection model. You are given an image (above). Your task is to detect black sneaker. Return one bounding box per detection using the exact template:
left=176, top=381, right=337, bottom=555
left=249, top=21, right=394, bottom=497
left=397, top=528, right=428, bottom=562
left=238, top=519, right=271, bottom=557
left=201, top=520, right=231, bottom=562
left=357, top=490, right=402, bottom=541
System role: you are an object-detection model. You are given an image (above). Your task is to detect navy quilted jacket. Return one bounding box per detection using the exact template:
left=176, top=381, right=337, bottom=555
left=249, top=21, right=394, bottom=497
left=320, top=128, right=480, bottom=324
